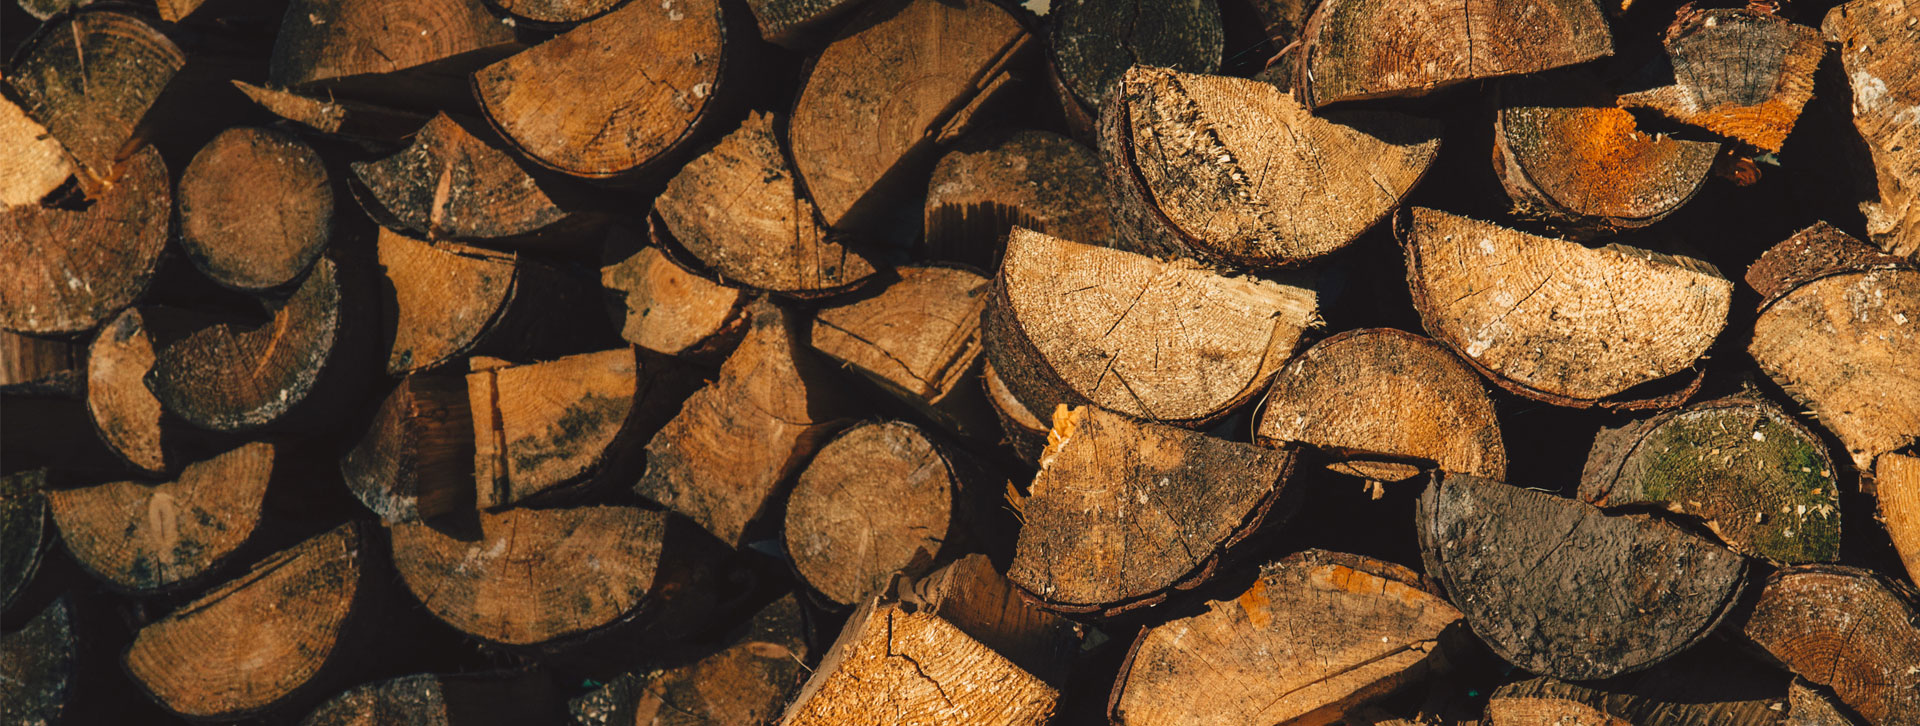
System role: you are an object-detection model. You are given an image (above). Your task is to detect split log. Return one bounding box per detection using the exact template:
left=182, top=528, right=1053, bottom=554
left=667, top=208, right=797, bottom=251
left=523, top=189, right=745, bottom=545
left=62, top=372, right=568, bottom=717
left=1823, top=0, right=1920, bottom=255
left=1100, top=66, right=1442, bottom=267
left=377, top=229, right=605, bottom=376
left=922, top=129, right=1113, bottom=269
left=268, top=0, right=520, bottom=109
left=570, top=594, right=811, bottom=726
left=468, top=347, right=695, bottom=509
left=1486, top=668, right=1790, bottom=726
left=901, top=554, right=1082, bottom=687
left=653, top=111, right=876, bottom=297
left=1738, top=565, right=1920, bottom=726
left=811, top=266, right=993, bottom=438
left=1047, top=0, right=1223, bottom=133
left=473, top=0, right=732, bottom=180
left=788, top=0, right=1030, bottom=230
left=1110, top=550, right=1464, bottom=726
left=302, top=672, right=557, bottom=726
left=1, top=470, right=51, bottom=611
left=983, top=227, right=1320, bottom=426
left=0, top=88, right=71, bottom=211
left=5, top=10, right=183, bottom=187
left=1617, top=6, right=1824, bottom=153
left=784, top=421, right=974, bottom=605
left=1257, top=327, right=1506, bottom=483
left=1007, top=405, right=1298, bottom=615
left=1495, top=71, right=1721, bottom=231
left=340, top=374, right=471, bottom=522
left=0, top=145, right=170, bottom=336
left=636, top=301, right=851, bottom=547
left=389, top=506, right=712, bottom=647
left=1580, top=393, right=1842, bottom=564
left=1, top=331, right=77, bottom=385
left=1877, top=452, right=1920, bottom=586
left=600, top=234, right=749, bottom=359
left=1417, top=473, right=1747, bottom=681
left=351, top=113, right=611, bottom=249
left=1401, top=208, right=1732, bottom=408
left=231, top=80, right=431, bottom=143
left=1788, top=681, right=1858, bottom=726
left=125, top=523, right=377, bottom=720
left=178, top=127, right=334, bottom=292
left=85, top=308, right=179, bottom=474
left=741, top=0, right=863, bottom=48
left=491, top=0, right=621, bottom=24
left=1746, top=223, right=1920, bottom=469
left=46, top=442, right=275, bottom=592
left=1295, top=0, right=1612, bottom=109
left=983, top=361, right=1048, bottom=461
left=0, top=597, right=75, bottom=725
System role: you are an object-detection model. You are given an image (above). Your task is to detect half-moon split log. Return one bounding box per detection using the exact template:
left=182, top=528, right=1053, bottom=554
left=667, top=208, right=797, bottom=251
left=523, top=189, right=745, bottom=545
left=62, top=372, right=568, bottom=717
left=302, top=672, right=557, bottom=726
left=569, top=594, right=811, bottom=726
left=1580, top=393, right=1841, bottom=564
left=268, top=0, right=520, bottom=109
left=1100, top=66, right=1442, bottom=267
left=473, top=0, right=730, bottom=180
left=1257, top=328, right=1506, bottom=483
left=636, top=301, right=852, bottom=547
left=785, top=421, right=975, bottom=606
left=125, top=523, right=376, bottom=720
left=468, top=347, right=695, bottom=510
left=1048, top=0, right=1223, bottom=134
left=654, top=111, right=875, bottom=297
left=5, top=10, right=183, bottom=187
left=1, top=470, right=52, bottom=611
left=1418, top=473, right=1747, bottom=681
left=984, top=228, right=1320, bottom=427
left=983, top=361, right=1048, bottom=462
left=86, top=308, right=176, bottom=474
left=1617, top=6, right=1823, bottom=153
left=390, top=506, right=711, bottom=648
left=178, top=127, right=333, bottom=292
left=1008, top=405, right=1298, bottom=615
left=601, top=237, right=749, bottom=360
left=1111, top=550, right=1464, bottom=726
left=47, top=442, right=276, bottom=592
left=1401, top=208, right=1732, bottom=409
left=1877, top=452, right=1920, bottom=585
left=230, top=81, right=431, bottom=143
left=1495, top=71, right=1721, bottom=232
left=1738, top=565, right=1920, bottom=726
left=741, top=0, right=863, bottom=48
left=788, top=0, right=1030, bottom=231
left=922, top=130, right=1113, bottom=269
left=352, top=113, right=610, bottom=249
left=1296, top=0, right=1613, bottom=109
left=811, top=266, right=993, bottom=438
left=0, top=89, right=71, bottom=211
left=1486, top=669, right=1790, bottom=726
left=0, top=597, right=75, bottom=725
left=0, top=146, right=169, bottom=336
left=1746, top=223, right=1920, bottom=469
left=1824, top=0, right=1920, bottom=255
left=377, top=229, right=604, bottom=376
left=340, top=374, right=471, bottom=522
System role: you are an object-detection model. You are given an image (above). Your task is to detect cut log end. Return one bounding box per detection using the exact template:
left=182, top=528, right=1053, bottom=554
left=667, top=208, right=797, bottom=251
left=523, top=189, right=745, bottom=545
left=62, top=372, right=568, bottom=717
left=48, top=442, right=276, bottom=591
left=600, top=235, right=748, bottom=358
left=1739, top=566, right=1920, bottom=726
left=86, top=308, right=169, bottom=473
left=179, top=127, right=333, bottom=292
left=1617, top=7, right=1824, bottom=153
left=1, top=146, right=170, bottom=336
left=785, top=421, right=963, bottom=605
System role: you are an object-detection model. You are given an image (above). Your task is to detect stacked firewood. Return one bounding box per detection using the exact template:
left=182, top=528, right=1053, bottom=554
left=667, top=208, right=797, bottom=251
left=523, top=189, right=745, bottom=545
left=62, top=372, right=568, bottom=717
left=3, top=0, right=1919, bottom=723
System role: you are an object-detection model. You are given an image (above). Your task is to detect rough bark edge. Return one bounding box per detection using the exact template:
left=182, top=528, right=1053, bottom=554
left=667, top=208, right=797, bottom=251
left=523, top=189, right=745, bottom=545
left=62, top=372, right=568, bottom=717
left=1747, top=221, right=1919, bottom=310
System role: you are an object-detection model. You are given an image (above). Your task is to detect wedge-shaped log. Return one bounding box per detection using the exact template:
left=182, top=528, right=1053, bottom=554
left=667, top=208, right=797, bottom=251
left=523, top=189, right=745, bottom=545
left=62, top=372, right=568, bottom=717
left=231, top=81, right=430, bottom=143
left=902, top=554, right=1082, bottom=688
left=570, top=594, right=811, bottom=726
left=1824, top=0, right=1920, bottom=255
left=48, top=443, right=275, bottom=591
left=601, top=238, right=749, bottom=359
left=377, top=229, right=602, bottom=375
left=923, top=130, right=1113, bottom=268
left=341, top=374, right=471, bottom=522
left=86, top=308, right=175, bottom=474
left=1738, top=565, right=1920, bottom=726
left=1878, top=452, right=1920, bottom=586
left=6, top=11, right=182, bottom=186
left=1619, top=7, right=1824, bottom=153
left=812, top=266, right=991, bottom=437
left=1, top=146, right=169, bottom=336
left=269, top=0, right=519, bottom=108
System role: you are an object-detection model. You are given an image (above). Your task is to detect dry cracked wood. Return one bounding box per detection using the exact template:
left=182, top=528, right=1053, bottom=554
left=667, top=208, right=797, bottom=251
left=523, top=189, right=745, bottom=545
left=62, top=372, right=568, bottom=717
left=0, top=145, right=169, bottom=336
left=5, top=10, right=183, bottom=187
left=302, top=672, right=556, bottom=726
left=923, top=129, right=1113, bottom=269
left=1258, top=327, right=1506, bottom=483
left=1824, top=0, right=1920, bottom=256
left=1111, top=550, right=1463, bottom=726
left=1419, top=473, right=1748, bottom=681
left=600, top=236, right=749, bottom=359
left=1618, top=6, right=1824, bottom=153
left=811, top=266, right=991, bottom=437
left=570, top=594, right=812, bottom=726
left=1738, top=565, right=1920, bottom=726
left=178, top=126, right=334, bottom=292
left=377, top=229, right=602, bottom=376
left=231, top=81, right=431, bottom=143
left=340, top=374, right=471, bottom=522
left=1008, top=405, right=1297, bottom=615
left=1581, top=393, right=1842, bottom=564
left=1877, top=452, right=1920, bottom=586
left=900, top=554, right=1082, bottom=688
left=0, top=89, right=71, bottom=211
left=984, top=227, right=1320, bottom=426
left=269, top=0, right=519, bottom=109
left=1101, top=66, right=1442, bottom=267
left=1048, top=0, right=1223, bottom=125
left=1402, top=208, right=1732, bottom=408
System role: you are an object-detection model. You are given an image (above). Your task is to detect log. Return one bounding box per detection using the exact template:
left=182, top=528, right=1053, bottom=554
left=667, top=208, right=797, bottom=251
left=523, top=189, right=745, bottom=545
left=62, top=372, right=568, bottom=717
left=1110, top=550, right=1464, bottom=726
left=0, top=87, right=72, bottom=211
left=468, top=347, right=695, bottom=509
left=899, top=553, right=1082, bottom=687
left=472, top=0, right=732, bottom=180
left=1617, top=6, right=1824, bottom=154
left=983, top=227, right=1320, bottom=426
left=811, top=266, right=993, bottom=438
left=1580, top=393, right=1842, bottom=564
left=302, top=672, right=557, bottom=726
left=741, top=0, right=863, bottom=48
left=0, top=470, right=51, bottom=611
left=653, top=111, right=876, bottom=298
left=377, top=229, right=605, bottom=376
left=983, top=361, right=1048, bottom=462
left=231, top=80, right=431, bottom=143
left=1486, top=665, right=1791, bottom=726
left=1295, top=0, right=1612, bottom=109
left=1746, top=223, right=1920, bottom=469
left=5, top=10, right=183, bottom=187
left=491, top=0, right=621, bottom=24
left=85, top=307, right=182, bottom=474
left=1417, top=473, right=1747, bottom=681
left=570, top=594, right=811, bottom=726
left=600, top=233, right=749, bottom=359
left=268, top=0, right=520, bottom=109
left=784, top=420, right=974, bottom=605
left=125, top=523, right=377, bottom=720
left=1047, top=0, right=1223, bottom=134
left=0, top=596, right=75, bottom=725
left=0, top=145, right=170, bottom=336
left=1877, top=452, right=1920, bottom=586
left=1100, top=66, right=1442, bottom=267
left=1738, top=565, right=1920, bottom=726
left=788, top=0, right=1030, bottom=230
left=1257, top=327, right=1506, bottom=483
left=1, top=330, right=78, bottom=385
left=922, top=129, right=1113, bottom=269
left=340, top=374, right=471, bottom=522
left=1788, top=681, right=1858, bottom=726
left=1007, top=405, right=1298, bottom=615
left=1824, top=0, right=1920, bottom=255
left=178, top=126, right=334, bottom=292
left=351, top=112, right=611, bottom=249
left=1401, top=208, right=1732, bottom=408
left=636, top=301, right=852, bottom=547
left=1495, top=70, right=1721, bottom=231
